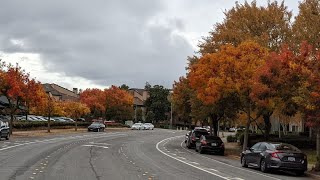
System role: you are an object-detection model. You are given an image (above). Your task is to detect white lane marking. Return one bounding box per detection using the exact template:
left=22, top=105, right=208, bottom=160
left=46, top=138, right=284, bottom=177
left=179, top=141, right=282, bottom=180
left=89, top=142, right=111, bottom=146
left=156, top=136, right=229, bottom=180
left=82, top=145, right=109, bottom=149
left=176, top=156, right=186, bottom=160
left=0, top=133, right=125, bottom=152
left=189, top=161, right=200, bottom=165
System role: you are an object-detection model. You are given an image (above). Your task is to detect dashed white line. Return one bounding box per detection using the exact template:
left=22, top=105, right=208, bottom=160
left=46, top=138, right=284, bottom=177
left=179, top=140, right=281, bottom=180
left=156, top=136, right=229, bottom=180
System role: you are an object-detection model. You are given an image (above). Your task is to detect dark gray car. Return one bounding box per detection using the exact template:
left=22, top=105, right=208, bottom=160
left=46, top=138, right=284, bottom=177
left=0, top=120, right=10, bottom=140
left=241, top=142, right=307, bottom=176
left=88, top=122, right=106, bottom=132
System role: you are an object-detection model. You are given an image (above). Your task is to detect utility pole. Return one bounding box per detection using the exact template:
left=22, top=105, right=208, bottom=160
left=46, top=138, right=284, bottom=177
left=170, top=100, right=173, bottom=129
left=134, top=104, right=137, bottom=123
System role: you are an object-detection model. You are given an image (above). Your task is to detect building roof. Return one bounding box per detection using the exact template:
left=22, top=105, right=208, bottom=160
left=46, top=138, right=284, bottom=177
left=129, top=88, right=145, bottom=96
left=42, top=83, right=79, bottom=101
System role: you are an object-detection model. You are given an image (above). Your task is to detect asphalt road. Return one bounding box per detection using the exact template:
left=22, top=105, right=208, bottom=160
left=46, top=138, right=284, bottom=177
left=0, top=129, right=315, bottom=180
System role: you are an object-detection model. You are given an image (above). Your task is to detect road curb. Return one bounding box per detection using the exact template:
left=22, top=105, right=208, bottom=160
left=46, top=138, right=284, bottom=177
left=306, top=172, right=320, bottom=179
left=227, top=155, right=240, bottom=160
left=226, top=154, right=320, bottom=178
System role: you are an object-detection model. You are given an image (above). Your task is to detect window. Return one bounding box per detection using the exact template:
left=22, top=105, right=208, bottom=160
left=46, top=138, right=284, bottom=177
left=251, top=143, right=261, bottom=150
left=258, top=143, right=267, bottom=151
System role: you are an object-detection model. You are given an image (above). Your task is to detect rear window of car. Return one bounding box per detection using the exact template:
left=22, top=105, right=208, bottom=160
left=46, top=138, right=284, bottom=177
left=270, top=143, right=300, bottom=151
left=194, top=131, right=209, bottom=137
left=205, top=136, right=222, bottom=141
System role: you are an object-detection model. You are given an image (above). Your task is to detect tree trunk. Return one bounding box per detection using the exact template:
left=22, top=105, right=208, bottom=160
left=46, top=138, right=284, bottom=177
left=9, top=113, right=14, bottom=135
left=263, top=114, right=271, bottom=140
left=315, top=128, right=320, bottom=171
left=210, top=115, right=218, bottom=136
left=75, top=119, right=78, bottom=131
left=278, top=116, right=281, bottom=139
left=242, top=106, right=251, bottom=152
left=47, top=113, right=51, bottom=133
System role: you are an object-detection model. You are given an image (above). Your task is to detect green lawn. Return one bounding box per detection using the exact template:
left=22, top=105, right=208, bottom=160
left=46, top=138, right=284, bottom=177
left=303, top=149, right=317, bottom=165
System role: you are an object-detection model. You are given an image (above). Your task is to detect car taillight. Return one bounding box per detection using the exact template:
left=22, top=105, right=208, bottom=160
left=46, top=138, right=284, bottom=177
left=221, top=142, right=224, bottom=148
left=201, top=140, right=207, bottom=145
left=271, top=151, right=280, bottom=159
left=192, top=137, right=195, bottom=141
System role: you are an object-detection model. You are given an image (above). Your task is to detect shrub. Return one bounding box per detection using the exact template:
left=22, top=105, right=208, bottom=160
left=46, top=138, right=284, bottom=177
left=238, top=133, right=316, bottom=149
left=13, top=121, right=91, bottom=130
left=106, top=123, right=130, bottom=128
left=227, top=135, right=237, bottom=142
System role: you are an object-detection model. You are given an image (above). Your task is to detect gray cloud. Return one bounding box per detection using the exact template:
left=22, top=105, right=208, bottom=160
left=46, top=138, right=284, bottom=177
left=0, top=0, right=193, bottom=88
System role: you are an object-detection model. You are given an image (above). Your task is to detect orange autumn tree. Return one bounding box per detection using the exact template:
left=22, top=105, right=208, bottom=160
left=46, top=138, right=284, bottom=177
left=24, top=79, right=47, bottom=119
left=0, top=62, right=29, bottom=134
left=189, top=41, right=268, bottom=150
left=63, top=101, right=90, bottom=131
left=80, top=88, right=105, bottom=118
left=104, top=86, right=134, bottom=122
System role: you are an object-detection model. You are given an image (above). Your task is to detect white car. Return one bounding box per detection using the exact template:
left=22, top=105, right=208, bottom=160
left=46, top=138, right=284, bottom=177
left=131, top=123, right=143, bottom=130
left=143, top=123, right=154, bottom=130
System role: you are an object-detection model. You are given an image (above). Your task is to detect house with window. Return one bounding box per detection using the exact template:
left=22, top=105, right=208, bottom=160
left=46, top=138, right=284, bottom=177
left=128, top=88, right=149, bottom=121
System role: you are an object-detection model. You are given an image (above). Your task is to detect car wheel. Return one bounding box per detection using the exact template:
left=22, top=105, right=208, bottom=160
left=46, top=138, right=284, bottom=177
left=5, top=133, right=9, bottom=140
left=241, top=156, right=248, bottom=168
left=199, top=147, right=204, bottom=154
left=219, top=151, right=224, bottom=156
left=260, top=159, right=269, bottom=173
left=187, top=143, right=191, bottom=149
left=296, top=170, right=305, bottom=176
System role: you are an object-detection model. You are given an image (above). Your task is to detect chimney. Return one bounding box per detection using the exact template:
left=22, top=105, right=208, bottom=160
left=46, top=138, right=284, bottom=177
left=73, top=88, right=78, bottom=94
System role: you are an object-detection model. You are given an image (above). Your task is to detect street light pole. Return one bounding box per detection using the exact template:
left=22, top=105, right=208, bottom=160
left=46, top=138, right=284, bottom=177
left=170, top=100, right=173, bottom=129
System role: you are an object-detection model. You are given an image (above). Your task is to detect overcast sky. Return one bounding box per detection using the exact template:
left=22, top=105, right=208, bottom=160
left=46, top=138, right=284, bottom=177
left=0, top=0, right=299, bottom=90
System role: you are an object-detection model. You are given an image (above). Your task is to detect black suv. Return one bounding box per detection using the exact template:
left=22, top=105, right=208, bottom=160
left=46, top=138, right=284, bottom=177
left=0, top=120, right=10, bottom=140
left=186, top=128, right=209, bottom=149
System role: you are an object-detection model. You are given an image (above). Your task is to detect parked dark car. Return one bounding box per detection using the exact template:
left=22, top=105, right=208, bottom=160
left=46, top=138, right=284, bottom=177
left=241, top=142, right=307, bottom=175
left=0, top=120, right=10, bottom=140
left=195, top=135, right=224, bottom=155
left=88, top=122, right=106, bottom=132
left=186, top=129, right=209, bottom=149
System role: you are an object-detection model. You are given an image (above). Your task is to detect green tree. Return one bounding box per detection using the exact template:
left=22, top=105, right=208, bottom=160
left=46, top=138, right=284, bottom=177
left=119, top=84, right=130, bottom=91
left=145, top=84, right=170, bottom=122
left=146, top=111, right=155, bottom=123
left=173, top=77, right=192, bottom=128
left=292, top=0, right=320, bottom=50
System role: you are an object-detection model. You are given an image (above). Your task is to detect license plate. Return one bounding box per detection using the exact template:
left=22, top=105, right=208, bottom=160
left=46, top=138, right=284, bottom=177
left=288, top=157, right=295, bottom=161
left=211, top=143, right=217, bottom=146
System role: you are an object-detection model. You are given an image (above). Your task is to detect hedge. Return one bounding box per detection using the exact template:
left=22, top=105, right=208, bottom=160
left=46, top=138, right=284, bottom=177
left=13, top=121, right=91, bottom=129
left=13, top=121, right=130, bottom=130
left=238, top=133, right=315, bottom=149
left=227, top=135, right=237, bottom=142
